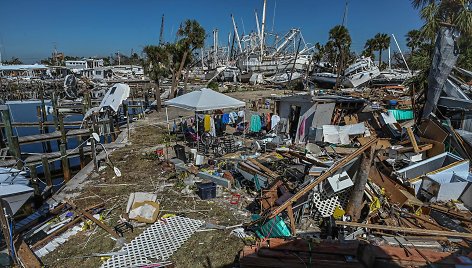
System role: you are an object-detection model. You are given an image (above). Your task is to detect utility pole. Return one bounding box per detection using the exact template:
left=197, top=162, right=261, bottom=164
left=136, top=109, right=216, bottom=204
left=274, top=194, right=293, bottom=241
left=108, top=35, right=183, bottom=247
left=159, top=14, right=165, bottom=46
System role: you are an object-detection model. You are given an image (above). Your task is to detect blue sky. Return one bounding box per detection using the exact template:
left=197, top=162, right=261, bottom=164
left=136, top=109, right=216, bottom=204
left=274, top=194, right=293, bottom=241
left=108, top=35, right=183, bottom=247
left=0, top=0, right=423, bottom=63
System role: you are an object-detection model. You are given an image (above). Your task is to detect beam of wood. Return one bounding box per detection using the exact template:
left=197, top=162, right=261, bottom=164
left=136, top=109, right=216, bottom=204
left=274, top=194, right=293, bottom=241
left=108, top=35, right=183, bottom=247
left=269, top=138, right=379, bottom=218
left=406, top=127, right=420, bottom=153
left=68, top=202, right=119, bottom=239
left=248, top=158, right=279, bottom=179
left=15, top=239, right=42, bottom=268
left=286, top=150, right=330, bottom=167
left=397, top=144, right=433, bottom=153
left=335, top=221, right=472, bottom=239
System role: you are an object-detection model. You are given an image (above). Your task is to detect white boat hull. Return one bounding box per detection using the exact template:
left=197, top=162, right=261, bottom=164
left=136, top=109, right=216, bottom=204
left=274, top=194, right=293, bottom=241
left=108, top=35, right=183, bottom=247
left=0, top=184, right=34, bottom=215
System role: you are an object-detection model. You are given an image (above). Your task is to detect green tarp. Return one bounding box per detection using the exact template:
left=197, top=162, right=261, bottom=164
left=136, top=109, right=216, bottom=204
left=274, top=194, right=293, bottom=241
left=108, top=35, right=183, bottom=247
left=388, top=109, right=414, bottom=121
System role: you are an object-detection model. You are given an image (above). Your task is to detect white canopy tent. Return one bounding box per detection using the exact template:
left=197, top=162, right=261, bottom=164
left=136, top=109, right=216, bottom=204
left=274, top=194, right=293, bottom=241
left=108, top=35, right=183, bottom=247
left=164, top=88, right=245, bottom=111
left=164, top=88, right=246, bottom=137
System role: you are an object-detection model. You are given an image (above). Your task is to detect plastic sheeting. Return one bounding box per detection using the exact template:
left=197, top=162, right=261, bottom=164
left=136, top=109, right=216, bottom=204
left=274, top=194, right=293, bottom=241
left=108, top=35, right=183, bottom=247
left=423, top=27, right=460, bottom=118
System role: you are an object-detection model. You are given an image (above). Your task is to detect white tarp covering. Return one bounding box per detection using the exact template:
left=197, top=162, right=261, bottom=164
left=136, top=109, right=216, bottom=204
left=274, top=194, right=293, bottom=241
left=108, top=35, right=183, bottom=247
left=164, top=88, right=245, bottom=111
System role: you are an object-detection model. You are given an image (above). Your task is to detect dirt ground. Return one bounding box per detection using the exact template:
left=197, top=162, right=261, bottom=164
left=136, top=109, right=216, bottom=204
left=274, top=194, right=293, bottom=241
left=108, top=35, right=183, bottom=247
left=41, top=89, right=280, bottom=268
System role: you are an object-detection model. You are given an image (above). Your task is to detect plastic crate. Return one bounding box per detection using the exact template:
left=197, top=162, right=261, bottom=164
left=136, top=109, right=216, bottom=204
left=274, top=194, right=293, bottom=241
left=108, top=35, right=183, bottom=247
left=196, top=182, right=216, bottom=200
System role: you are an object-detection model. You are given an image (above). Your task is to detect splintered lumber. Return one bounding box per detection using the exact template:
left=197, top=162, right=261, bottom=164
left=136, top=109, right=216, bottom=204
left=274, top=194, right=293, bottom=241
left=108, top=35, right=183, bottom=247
left=285, top=150, right=330, bottom=167
left=32, top=203, right=106, bottom=250
left=67, top=202, right=119, bottom=239
left=268, top=138, right=379, bottom=218
left=429, top=204, right=472, bottom=222
left=406, top=127, right=420, bottom=152
left=15, top=239, right=42, bottom=268
left=335, top=221, right=472, bottom=239
left=248, top=158, right=279, bottom=178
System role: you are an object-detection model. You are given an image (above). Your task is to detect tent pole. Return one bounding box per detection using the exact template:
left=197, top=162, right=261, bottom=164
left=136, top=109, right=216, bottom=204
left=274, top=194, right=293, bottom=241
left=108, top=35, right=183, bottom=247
left=165, top=106, right=170, bottom=160
left=196, top=111, right=199, bottom=145
left=243, top=108, right=246, bottom=140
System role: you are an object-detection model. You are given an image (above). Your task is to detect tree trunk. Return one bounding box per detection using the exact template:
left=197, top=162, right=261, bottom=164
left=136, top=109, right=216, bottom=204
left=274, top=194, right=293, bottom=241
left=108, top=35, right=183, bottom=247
left=378, top=49, right=382, bottom=69
left=346, top=147, right=375, bottom=222
left=170, top=71, right=176, bottom=98
left=171, top=50, right=189, bottom=98
left=334, top=48, right=344, bottom=90
left=184, top=69, right=190, bottom=91
left=154, top=78, right=161, bottom=112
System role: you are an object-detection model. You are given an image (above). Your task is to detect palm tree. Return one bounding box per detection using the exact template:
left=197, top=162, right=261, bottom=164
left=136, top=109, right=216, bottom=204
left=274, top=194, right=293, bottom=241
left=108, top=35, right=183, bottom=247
left=374, top=33, right=390, bottom=69
left=171, top=19, right=206, bottom=98
left=406, top=29, right=425, bottom=53
left=143, top=45, right=172, bottom=111
left=362, top=38, right=376, bottom=59
left=412, top=0, right=472, bottom=39
left=328, top=25, right=352, bottom=89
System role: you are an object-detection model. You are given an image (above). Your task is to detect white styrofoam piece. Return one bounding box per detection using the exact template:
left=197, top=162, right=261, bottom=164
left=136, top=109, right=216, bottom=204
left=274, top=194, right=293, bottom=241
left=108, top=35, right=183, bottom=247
left=101, top=216, right=203, bottom=268
left=327, top=171, right=353, bottom=193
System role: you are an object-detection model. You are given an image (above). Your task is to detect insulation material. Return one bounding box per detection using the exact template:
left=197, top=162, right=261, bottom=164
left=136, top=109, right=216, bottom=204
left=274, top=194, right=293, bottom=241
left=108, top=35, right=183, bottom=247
left=322, top=123, right=369, bottom=145
left=101, top=216, right=203, bottom=268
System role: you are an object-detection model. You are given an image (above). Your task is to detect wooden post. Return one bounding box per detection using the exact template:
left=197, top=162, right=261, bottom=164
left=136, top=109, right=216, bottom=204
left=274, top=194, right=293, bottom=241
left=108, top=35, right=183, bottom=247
left=346, top=147, right=375, bottom=221
left=28, top=164, right=41, bottom=197
left=41, top=156, right=52, bottom=187
left=102, top=119, right=108, bottom=144
left=52, top=92, right=59, bottom=130
left=36, top=106, right=47, bottom=153
left=60, top=144, right=70, bottom=182
left=90, top=129, right=98, bottom=170
left=109, top=116, right=116, bottom=142
left=0, top=105, right=15, bottom=156
left=39, top=88, right=52, bottom=153
left=11, top=136, right=22, bottom=169
left=58, top=113, right=66, bottom=145
left=0, top=199, right=17, bottom=265
left=78, top=135, right=85, bottom=169
left=123, top=101, right=130, bottom=138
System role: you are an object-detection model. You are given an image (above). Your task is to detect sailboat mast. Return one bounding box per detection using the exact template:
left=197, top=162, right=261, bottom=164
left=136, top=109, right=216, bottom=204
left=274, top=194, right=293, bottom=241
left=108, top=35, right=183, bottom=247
left=260, top=0, right=267, bottom=60
left=231, top=14, right=243, bottom=54
left=391, top=34, right=411, bottom=74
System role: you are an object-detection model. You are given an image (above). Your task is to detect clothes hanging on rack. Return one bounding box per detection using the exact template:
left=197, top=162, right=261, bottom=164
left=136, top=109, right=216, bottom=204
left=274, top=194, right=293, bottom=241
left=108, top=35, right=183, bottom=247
left=249, top=114, right=262, bottom=132
left=229, top=112, right=238, bottom=124
left=210, top=116, right=216, bottom=136
left=271, top=114, right=280, bottom=130
left=204, top=114, right=211, bottom=132
left=222, top=113, right=230, bottom=124
left=266, top=113, right=271, bottom=131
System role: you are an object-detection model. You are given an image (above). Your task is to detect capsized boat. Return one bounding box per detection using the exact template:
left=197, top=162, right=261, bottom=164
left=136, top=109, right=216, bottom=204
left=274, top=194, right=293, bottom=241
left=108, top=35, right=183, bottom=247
left=0, top=184, right=34, bottom=215
left=0, top=167, right=34, bottom=214
left=342, top=57, right=380, bottom=88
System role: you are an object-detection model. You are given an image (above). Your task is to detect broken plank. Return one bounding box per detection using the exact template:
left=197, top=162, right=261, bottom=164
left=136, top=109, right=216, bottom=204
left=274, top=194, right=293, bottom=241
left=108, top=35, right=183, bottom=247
left=248, top=158, right=279, bottom=179
left=335, top=221, right=472, bottom=239
left=68, top=202, right=119, bottom=239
